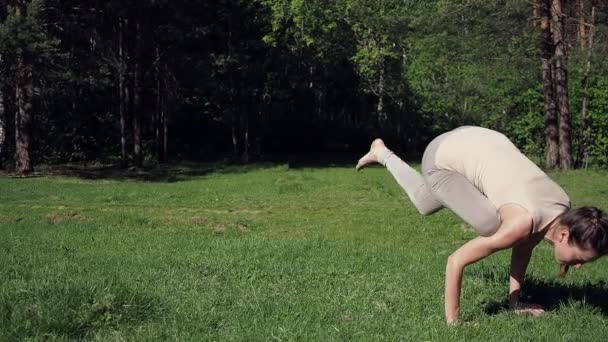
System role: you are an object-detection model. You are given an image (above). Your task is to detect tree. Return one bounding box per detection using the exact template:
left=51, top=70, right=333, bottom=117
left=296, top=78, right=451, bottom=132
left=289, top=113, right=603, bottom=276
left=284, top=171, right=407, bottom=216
left=14, top=0, right=35, bottom=174
left=131, top=14, right=143, bottom=167
left=118, top=13, right=129, bottom=166
left=1, top=0, right=606, bottom=168
left=1, top=0, right=60, bottom=172
left=345, top=0, right=410, bottom=130
left=576, top=4, right=596, bottom=168
left=0, top=6, right=5, bottom=169
left=0, top=82, right=5, bottom=168
left=540, top=0, right=559, bottom=168
left=552, top=0, right=573, bottom=169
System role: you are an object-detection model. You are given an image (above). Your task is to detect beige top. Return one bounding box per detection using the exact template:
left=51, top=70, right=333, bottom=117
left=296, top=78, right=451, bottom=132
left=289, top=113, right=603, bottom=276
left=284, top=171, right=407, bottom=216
left=434, top=126, right=570, bottom=232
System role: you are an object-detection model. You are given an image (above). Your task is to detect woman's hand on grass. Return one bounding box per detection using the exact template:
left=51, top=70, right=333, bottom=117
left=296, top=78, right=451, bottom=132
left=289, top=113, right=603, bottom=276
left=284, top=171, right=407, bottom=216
left=446, top=319, right=479, bottom=327
left=512, top=302, right=544, bottom=316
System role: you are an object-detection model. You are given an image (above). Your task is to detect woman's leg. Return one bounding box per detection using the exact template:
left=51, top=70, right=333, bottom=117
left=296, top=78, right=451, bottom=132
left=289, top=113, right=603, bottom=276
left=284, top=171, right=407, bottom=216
left=356, top=138, right=443, bottom=215
left=421, top=134, right=501, bottom=236
left=377, top=148, right=444, bottom=215
left=423, top=169, right=500, bottom=236
left=356, top=128, right=500, bottom=236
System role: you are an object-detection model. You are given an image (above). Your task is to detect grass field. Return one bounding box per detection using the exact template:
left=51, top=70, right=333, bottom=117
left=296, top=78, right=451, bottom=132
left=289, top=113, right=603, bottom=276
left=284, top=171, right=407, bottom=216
left=1, top=162, right=608, bottom=341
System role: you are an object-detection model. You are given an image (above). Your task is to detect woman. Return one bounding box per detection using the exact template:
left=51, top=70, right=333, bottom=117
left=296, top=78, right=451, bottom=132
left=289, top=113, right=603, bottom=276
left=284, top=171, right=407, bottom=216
left=356, top=126, right=608, bottom=325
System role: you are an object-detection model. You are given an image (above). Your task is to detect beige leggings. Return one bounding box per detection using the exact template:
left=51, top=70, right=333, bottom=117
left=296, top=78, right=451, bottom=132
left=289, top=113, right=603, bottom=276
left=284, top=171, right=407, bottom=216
left=379, top=129, right=501, bottom=236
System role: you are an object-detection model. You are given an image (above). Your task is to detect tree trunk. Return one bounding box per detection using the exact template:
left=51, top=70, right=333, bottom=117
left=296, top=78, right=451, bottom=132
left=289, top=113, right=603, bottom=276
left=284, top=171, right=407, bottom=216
left=578, top=0, right=586, bottom=48
left=15, top=66, right=33, bottom=175
left=15, top=0, right=33, bottom=175
left=132, top=17, right=142, bottom=167
left=578, top=5, right=595, bottom=168
left=231, top=112, right=239, bottom=157
left=552, top=0, right=573, bottom=169
left=377, top=66, right=386, bottom=127
left=0, top=83, right=5, bottom=169
left=255, top=106, right=264, bottom=158
left=118, top=16, right=128, bottom=167
left=540, top=0, right=559, bottom=168
left=241, top=105, right=250, bottom=163
left=532, top=0, right=539, bottom=28
left=155, top=44, right=163, bottom=163
left=163, top=93, right=168, bottom=163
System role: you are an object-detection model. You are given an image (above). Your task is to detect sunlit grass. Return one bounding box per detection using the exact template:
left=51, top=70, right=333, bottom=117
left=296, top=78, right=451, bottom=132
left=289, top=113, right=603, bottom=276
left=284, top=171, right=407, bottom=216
left=1, top=164, right=607, bottom=340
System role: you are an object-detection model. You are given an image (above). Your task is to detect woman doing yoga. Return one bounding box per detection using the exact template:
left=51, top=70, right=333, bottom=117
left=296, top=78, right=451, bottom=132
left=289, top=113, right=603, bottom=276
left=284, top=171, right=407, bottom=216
left=356, top=126, right=608, bottom=324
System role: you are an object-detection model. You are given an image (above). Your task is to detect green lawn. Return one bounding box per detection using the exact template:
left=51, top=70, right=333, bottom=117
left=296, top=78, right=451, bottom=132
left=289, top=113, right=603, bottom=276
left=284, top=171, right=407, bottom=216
left=1, top=163, right=608, bottom=341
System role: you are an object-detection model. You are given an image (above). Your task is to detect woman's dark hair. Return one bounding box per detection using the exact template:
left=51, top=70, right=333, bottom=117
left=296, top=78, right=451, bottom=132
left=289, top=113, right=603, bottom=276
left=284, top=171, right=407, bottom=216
left=560, top=207, right=608, bottom=255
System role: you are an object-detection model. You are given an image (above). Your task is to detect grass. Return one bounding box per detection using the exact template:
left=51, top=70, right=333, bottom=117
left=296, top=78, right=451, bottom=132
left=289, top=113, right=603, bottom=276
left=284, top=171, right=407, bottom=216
left=1, top=162, right=608, bottom=341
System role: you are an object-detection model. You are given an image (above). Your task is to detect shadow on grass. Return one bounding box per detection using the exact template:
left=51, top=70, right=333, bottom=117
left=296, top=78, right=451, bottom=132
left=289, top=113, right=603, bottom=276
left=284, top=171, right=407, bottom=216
left=271, top=152, right=424, bottom=169
left=0, top=153, right=388, bottom=182
left=0, top=152, right=423, bottom=182
left=483, top=276, right=608, bottom=316
left=2, top=161, right=281, bottom=182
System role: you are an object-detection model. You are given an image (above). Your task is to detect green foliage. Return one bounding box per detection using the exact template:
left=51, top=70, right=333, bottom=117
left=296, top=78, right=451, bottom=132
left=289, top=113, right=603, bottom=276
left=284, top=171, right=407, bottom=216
left=588, top=79, right=608, bottom=166
left=344, top=0, right=409, bottom=90
left=406, top=0, right=539, bottom=131
left=0, top=0, right=607, bottom=166
left=0, top=0, right=60, bottom=79
left=505, top=87, right=545, bottom=158
left=259, top=0, right=417, bottom=134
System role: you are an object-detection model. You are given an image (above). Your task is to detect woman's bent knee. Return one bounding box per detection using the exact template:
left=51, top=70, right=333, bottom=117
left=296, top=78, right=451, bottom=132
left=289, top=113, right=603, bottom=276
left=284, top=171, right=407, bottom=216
left=474, top=213, right=501, bottom=237
left=415, top=203, right=442, bottom=216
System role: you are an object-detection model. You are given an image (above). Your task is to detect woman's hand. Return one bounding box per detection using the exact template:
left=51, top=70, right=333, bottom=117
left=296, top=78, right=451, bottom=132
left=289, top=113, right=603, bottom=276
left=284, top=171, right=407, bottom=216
left=512, top=302, right=544, bottom=316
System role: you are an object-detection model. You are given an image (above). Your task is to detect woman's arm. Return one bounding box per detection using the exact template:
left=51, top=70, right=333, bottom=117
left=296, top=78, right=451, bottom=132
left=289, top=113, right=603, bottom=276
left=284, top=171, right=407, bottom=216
left=445, top=207, right=532, bottom=324
left=509, top=237, right=544, bottom=315
left=509, top=241, right=534, bottom=306
left=509, top=237, right=541, bottom=306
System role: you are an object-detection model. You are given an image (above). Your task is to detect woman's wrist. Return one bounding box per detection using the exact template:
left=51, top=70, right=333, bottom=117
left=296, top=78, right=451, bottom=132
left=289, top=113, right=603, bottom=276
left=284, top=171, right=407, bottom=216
left=509, top=293, right=520, bottom=308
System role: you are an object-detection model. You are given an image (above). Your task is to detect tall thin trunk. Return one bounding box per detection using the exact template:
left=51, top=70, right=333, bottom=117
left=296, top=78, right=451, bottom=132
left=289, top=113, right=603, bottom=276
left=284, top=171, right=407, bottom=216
left=15, top=66, right=33, bottom=175
left=309, top=65, right=315, bottom=120
left=155, top=44, right=162, bottom=163
left=578, top=5, right=595, bottom=168
left=163, top=88, right=168, bottom=163
left=15, top=0, right=33, bottom=175
left=241, top=105, right=250, bottom=163
left=552, top=0, right=573, bottom=169
left=541, top=0, right=559, bottom=168
left=231, top=112, right=239, bottom=157
left=578, top=0, right=586, bottom=48
left=227, top=15, right=239, bottom=158
left=163, top=62, right=170, bottom=163
left=132, top=17, right=142, bottom=167
left=377, top=66, right=386, bottom=126
left=317, top=87, right=323, bottom=120
left=0, top=83, right=5, bottom=168
left=118, top=16, right=128, bottom=167
left=533, top=0, right=539, bottom=28
left=255, top=107, right=263, bottom=158
left=125, top=57, right=132, bottom=163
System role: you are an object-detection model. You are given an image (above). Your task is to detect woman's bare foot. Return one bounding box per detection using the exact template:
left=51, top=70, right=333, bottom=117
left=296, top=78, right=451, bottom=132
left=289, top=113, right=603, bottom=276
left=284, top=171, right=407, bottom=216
left=356, top=138, right=387, bottom=171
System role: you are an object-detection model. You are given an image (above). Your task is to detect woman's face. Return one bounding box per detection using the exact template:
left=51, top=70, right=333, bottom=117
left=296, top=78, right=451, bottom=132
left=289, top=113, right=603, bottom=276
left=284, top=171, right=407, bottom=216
left=553, top=229, right=598, bottom=268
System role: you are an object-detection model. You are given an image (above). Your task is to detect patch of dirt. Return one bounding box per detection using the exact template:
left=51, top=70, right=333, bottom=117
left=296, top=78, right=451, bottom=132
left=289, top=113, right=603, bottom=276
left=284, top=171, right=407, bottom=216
left=0, top=215, right=19, bottom=223
left=211, top=222, right=250, bottom=234
left=339, top=311, right=353, bottom=322
left=235, top=222, right=249, bottom=232
left=46, top=210, right=90, bottom=224
left=212, top=224, right=228, bottom=233
left=190, top=216, right=209, bottom=225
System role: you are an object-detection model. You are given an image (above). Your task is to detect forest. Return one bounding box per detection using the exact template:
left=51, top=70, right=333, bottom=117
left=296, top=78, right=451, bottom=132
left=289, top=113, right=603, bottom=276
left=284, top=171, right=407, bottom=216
left=1, top=0, right=607, bottom=174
